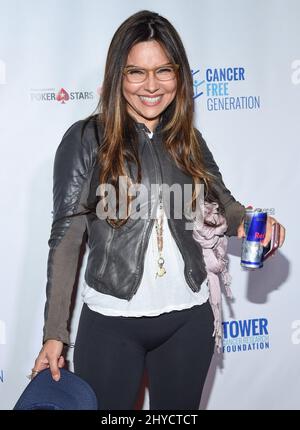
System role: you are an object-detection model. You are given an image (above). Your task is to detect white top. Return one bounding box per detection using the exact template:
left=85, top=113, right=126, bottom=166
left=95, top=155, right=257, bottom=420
left=82, top=130, right=209, bottom=317
left=82, top=210, right=209, bottom=317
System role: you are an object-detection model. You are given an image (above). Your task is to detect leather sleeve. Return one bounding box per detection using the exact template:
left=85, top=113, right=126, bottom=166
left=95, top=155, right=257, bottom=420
left=195, top=129, right=245, bottom=236
left=43, top=120, right=97, bottom=345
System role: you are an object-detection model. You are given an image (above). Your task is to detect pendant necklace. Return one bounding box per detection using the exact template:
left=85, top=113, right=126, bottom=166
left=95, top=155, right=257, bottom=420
left=155, top=191, right=166, bottom=278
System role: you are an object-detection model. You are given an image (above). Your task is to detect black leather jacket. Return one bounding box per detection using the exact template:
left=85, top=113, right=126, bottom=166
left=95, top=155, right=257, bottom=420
left=43, top=117, right=245, bottom=344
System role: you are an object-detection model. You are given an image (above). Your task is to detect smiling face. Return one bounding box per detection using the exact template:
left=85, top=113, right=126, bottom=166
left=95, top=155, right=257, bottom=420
left=122, top=40, right=178, bottom=132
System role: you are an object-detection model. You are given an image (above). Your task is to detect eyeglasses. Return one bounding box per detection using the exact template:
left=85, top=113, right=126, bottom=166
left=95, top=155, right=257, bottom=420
left=123, top=64, right=179, bottom=83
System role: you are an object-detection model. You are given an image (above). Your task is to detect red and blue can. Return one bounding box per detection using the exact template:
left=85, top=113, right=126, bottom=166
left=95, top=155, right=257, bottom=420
left=241, top=208, right=267, bottom=269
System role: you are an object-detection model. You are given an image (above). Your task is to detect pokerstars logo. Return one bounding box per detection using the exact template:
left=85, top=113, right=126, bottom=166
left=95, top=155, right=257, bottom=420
left=56, top=88, right=70, bottom=103
left=192, top=66, right=261, bottom=111
left=30, top=87, right=95, bottom=103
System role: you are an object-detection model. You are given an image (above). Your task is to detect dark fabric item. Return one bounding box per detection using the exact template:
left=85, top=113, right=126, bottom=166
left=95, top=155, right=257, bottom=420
left=14, top=368, right=98, bottom=410
left=74, top=301, right=214, bottom=410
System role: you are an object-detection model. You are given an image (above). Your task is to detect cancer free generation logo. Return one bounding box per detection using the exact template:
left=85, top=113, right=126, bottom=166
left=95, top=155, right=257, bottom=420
left=192, top=66, right=260, bottom=111
left=222, top=317, right=270, bottom=353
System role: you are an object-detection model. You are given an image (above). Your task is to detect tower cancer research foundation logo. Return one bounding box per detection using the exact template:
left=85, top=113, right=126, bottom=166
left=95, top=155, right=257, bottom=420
left=222, top=317, right=270, bottom=353
left=192, top=66, right=260, bottom=111
left=30, top=87, right=95, bottom=103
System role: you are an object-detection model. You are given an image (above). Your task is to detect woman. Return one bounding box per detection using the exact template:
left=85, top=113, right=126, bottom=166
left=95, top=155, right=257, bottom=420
left=32, top=10, right=285, bottom=410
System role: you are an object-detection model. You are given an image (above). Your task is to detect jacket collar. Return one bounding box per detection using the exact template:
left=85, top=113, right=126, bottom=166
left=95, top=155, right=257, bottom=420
left=133, top=116, right=164, bottom=135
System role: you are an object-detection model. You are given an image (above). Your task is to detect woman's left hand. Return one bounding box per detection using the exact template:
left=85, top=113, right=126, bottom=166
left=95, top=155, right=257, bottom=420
left=237, top=216, right=286, bottom=248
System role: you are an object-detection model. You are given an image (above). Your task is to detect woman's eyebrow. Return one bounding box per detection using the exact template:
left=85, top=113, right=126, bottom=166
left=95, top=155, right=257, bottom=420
left=125, top=62, right=173, bottom=68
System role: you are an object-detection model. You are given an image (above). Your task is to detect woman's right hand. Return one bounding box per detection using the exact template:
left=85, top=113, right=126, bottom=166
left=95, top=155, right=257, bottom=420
left=32, top=339, right=65, bottom=381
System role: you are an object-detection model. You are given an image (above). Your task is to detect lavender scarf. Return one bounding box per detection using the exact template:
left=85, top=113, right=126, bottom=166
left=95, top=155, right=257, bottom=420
left=193, top=202, right=232, bottom=351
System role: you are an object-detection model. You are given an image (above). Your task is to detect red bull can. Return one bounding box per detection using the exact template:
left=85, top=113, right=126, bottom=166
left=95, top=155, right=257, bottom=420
left=241, top=208, right=267, bottom=269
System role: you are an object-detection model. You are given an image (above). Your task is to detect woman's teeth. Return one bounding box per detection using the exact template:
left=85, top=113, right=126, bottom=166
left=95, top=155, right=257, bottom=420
left=139, top=96, right=162, bottom=104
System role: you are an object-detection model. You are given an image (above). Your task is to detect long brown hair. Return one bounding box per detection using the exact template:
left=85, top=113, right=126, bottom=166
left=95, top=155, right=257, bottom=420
left=95, top=10, right=217, bottom=227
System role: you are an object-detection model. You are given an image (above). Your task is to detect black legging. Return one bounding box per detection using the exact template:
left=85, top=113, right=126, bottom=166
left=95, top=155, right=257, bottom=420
left=74, top=301, right=214, bottom=410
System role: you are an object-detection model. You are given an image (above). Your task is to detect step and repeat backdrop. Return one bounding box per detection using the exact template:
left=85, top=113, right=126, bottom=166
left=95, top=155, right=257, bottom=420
left=0, top=0, right=299, bottom=410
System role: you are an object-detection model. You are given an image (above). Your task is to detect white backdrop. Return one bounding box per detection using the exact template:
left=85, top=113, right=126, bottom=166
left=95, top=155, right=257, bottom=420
left=0, top=0, right=299, bottom=410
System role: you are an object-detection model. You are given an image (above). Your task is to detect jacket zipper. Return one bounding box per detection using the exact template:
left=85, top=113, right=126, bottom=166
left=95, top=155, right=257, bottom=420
left=149, top=133, right=199, bottom=292
left=127, top=217, right=155, bottom=299
left=126, top=130, right=158, bottom=299
left=165, top=218, right=199, bottom=292
left=96, top=227, right=115, bottom=279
